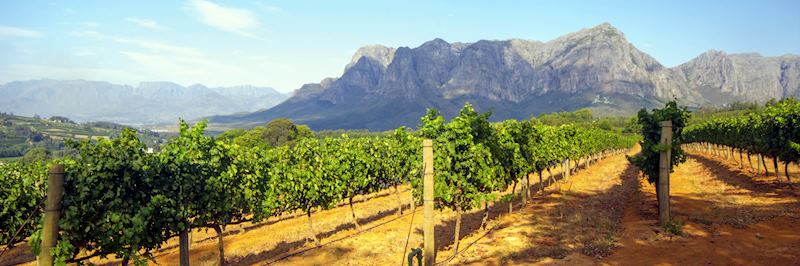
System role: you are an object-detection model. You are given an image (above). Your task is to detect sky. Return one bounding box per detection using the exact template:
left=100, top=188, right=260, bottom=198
left=0, top=0, right=798, bottom=93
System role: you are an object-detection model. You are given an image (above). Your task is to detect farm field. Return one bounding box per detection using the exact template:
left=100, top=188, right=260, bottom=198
left=436, top=145, right=800, bottom=265
left=454, top=148, right=800, bottom=265
left=1, top=104, right=636, bottom=266
left=2, top=2, right=799, bottom=265
left=6, top=144, right=797, bottom=266
left=3, top=147, right=623, bottom=266
left=3, top=100, right=799, bottom=266
left=0, top=148, right=625, bottom=265
left=0, top=113, right=165, bottom=161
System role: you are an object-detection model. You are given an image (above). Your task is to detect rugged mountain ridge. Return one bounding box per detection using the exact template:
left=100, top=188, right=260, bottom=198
left=0, top=79, right=288, bottom=125
left=676, top=50, right=800, bottom=102
left=212, top=22, right=798, bottom=130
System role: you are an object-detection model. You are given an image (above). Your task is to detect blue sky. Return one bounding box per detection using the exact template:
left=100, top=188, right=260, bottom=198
left=0, top=0, right=798, bottom=93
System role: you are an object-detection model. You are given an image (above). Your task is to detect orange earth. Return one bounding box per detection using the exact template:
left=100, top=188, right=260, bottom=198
left=2, top=145, right=799, bottom=266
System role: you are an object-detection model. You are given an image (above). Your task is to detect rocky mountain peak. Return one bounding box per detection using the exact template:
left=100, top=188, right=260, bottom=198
left=696, top=49, right=727, bottom=59
left=211, top=23, right=800, bottom=130
left=345, top=45, right=397, bottom=71
left=419, top=38, right=451, bottom=49
left=594, top=22, right=620, bottom=32
left=188, top=83, right=209, bottom=90
left=564, top=22, right=626, bottom=42
left=137, top=81, right=183, bottom=90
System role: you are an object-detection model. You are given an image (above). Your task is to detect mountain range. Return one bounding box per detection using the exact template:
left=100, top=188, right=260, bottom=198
left=0, top=80, right=288, bottom=125
left=210, top=23, right=800, bottom=131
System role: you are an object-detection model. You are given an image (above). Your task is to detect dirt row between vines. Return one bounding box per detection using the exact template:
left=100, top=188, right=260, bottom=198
left=602, top=150, right=800, bottom=266
left=447, top=147, right=800, bottom=265
left=448, top=144, right=642, bottom=265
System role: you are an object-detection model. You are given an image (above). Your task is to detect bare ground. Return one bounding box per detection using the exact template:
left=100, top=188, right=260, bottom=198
left=602, top=150, right=800, bottom=266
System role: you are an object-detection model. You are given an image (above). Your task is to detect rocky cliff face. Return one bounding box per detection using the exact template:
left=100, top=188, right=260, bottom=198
left=345, top=45, right=397, bottom=71
left=211, top=23, right=800, bottom=130
left=676, top=50, right=800, bottom=102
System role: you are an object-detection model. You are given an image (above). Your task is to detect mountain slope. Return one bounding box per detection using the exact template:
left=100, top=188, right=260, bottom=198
left=676, top=50, right=800, bottom=102
left=211, top=23, right=799, bottom=131
left=0, top=80, right=288, bottom=125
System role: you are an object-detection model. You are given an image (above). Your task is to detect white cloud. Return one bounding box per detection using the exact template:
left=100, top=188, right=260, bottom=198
left=120, top=51, right=245, bottom=85
left=0, top=25, right=43, bottom=38
left=122, top=51, right=235, bottom=71
left=185, top=0, right=260, bottom=37
left=113, top=37, right=244, bottom=84
left=126, top=17, right=167, bottom=31
left=112, top=37, right=202, bottom=57
left=121, top=51, right=200, bottom=75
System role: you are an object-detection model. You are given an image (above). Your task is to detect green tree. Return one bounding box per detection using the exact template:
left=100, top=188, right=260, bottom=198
left=233, top=118, right=313, bottom=148
left=21, top=147, right=51, bottom=164
left=216, top=128, right=246, bottom=142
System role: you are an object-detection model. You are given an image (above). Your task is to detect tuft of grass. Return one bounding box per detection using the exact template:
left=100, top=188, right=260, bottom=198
left=663, top=221, right=684, bottom=236
left=581, top=230, right=618, bottom=258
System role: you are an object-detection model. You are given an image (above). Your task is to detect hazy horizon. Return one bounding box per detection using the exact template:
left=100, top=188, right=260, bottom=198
left=1, top=0, right=799, bottom=93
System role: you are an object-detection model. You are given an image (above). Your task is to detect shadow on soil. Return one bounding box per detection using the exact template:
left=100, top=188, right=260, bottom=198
left=226, top=203, right=411, bottom=265
left=415, top=164, right=577, bottom=253
left=673, top=154, right=800, bottom=228
left=601, top=153, right=800, bottom=266
left=689, top=153, right=797, bottom=196
left=0, top=243, right=35, bottom=266
left=426, top=160, right=641, bottom=265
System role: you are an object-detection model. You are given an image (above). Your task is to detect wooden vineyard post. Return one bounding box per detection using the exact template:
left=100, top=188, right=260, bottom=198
left=180, top=230, right=190, bottom=266
left=422, top=139, right=435, bottom=266
left=39, top=164, right=65, bottom=266
left=658, top=121, right=672, bottom=227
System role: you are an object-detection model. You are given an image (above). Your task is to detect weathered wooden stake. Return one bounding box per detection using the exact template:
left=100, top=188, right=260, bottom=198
left=422, top=139, right=435, bottom=266
left=521, top=173, right=528, bottom=206
left=39, top=164, right=65, bottom=266
left=180, top=230, right=190, bottom=266
left=658, top=121, right=672, bottom=227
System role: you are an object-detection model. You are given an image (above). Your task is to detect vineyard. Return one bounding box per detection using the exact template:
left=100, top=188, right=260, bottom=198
left=683, top=98, right=800, bottom=187
left=0, top=113, right=164, bottom=161
left=2, top=100, right=799, bottom=265
left=1, top=103, right=638, bottom=265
